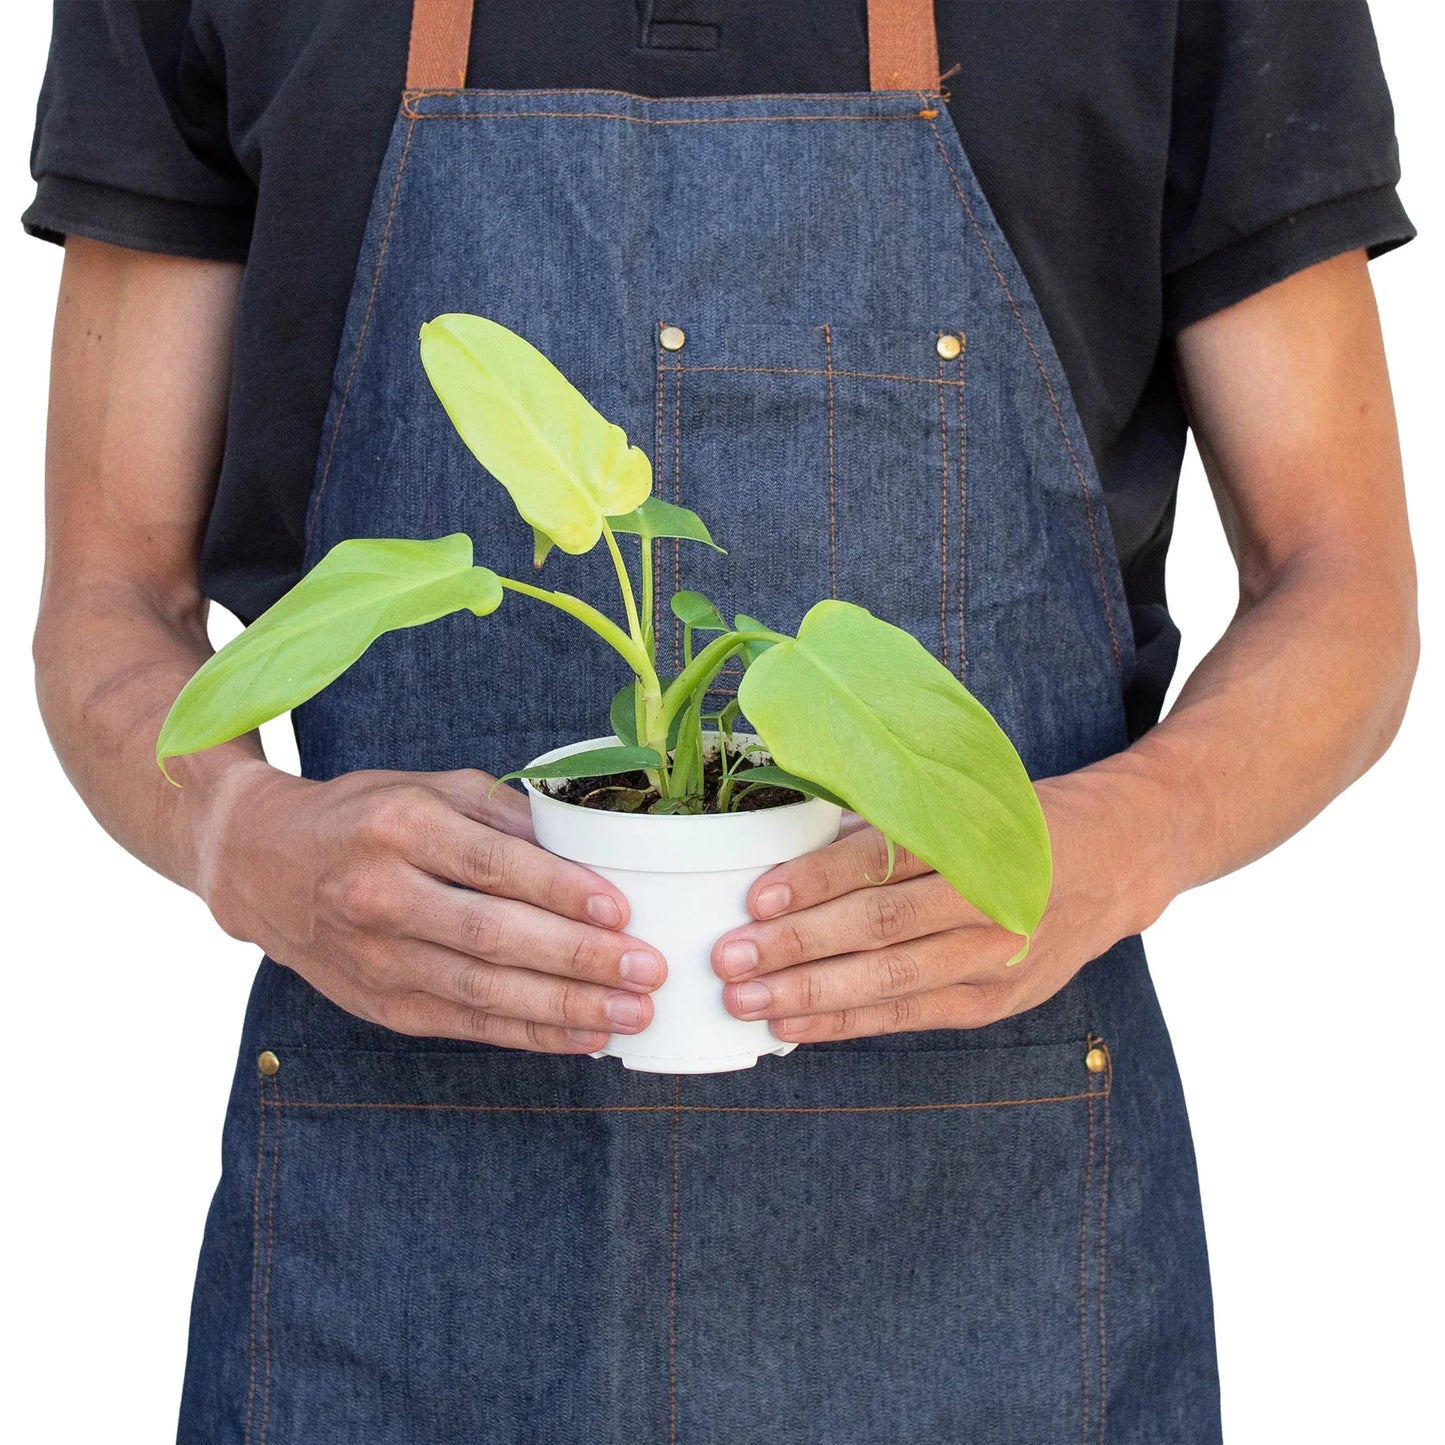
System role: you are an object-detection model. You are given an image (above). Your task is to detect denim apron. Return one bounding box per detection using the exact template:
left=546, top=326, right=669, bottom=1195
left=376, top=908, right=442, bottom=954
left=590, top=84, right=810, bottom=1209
left=178, top=2, right=1222, bottom=1440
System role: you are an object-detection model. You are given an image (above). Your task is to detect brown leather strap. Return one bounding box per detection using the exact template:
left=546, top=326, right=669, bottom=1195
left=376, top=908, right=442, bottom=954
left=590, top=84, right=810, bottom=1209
left=406, top=0, right=475, bottom=90
left=405, top=0, right=940, bottom=95
left=868, top=0, right=941, bottom=92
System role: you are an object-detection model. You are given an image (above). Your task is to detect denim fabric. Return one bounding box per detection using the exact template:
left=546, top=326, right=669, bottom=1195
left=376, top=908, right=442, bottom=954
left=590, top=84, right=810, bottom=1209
left=179, top=87, right=1220, bottom=1443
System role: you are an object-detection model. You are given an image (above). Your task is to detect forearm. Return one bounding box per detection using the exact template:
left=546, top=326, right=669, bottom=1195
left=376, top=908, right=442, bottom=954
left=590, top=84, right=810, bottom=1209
left=33, top=578, right=273, bottom=897
left=1052, top=545, right=1417, bottom=939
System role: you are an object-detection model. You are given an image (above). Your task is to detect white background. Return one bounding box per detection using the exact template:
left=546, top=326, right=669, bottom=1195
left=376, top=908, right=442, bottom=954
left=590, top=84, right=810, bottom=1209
left=1, top=5, right=1438, bottom=1441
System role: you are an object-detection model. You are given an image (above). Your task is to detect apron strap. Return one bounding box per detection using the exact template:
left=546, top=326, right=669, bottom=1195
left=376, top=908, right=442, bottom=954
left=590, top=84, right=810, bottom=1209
left=406, top=0, right=476, bottom=90
left=405, top=0, right=940, bottom=93
left=867, top=0, right=942, bottom=92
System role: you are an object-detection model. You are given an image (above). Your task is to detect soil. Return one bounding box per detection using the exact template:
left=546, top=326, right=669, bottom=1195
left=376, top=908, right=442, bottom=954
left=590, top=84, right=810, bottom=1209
left=547, top=748, right=805, bottom=815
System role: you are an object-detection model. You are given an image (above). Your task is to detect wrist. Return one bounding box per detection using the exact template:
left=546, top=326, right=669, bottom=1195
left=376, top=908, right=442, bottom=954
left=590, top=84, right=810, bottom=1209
left=170, top=748, right=291, bottom=908
left=1036, top=749, right=1196, bottom=943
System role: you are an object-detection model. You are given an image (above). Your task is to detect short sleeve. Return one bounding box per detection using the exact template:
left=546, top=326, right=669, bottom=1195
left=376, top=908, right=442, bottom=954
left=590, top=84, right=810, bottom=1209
left=1162, top=0, right=1414, bottom=335
left=21, top=0, right=254, bottom=260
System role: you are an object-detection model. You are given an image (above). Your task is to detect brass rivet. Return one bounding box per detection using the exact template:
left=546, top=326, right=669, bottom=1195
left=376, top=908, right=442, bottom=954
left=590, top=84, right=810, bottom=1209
left=659, top=325, right=686, bottom=352
left=936, top=332, right=963, bottom=361
left=257, top=1050, right=280, bottom=1077
left=1085, top=1046, right=1108, bottom=1075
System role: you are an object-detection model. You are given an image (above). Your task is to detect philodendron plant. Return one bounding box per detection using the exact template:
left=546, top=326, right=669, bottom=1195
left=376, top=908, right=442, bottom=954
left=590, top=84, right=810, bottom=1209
left=158, top=315, right=1053, bottom=950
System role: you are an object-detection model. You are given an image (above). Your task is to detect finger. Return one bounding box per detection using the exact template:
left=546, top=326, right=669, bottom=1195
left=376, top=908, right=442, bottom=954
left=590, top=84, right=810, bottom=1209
left=403, top=801, right=632, bottom=930
left=406, top=875, right=666, bottom=992
left=392, top=938, right=656, bottom=1035
left=371, top=989, right=612, bottom=1054
left=745, top=826, right=933, bottom=921
left=721, top=928, right=1018, bottom=1022
left=715, top=871, right=986, bottom=979
left=767, top=982, right=1011, bottom=1044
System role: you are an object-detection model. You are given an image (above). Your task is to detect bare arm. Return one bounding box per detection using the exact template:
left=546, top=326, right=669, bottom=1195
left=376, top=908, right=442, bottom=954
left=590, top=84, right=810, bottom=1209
left=35, top=237, right=253, bottom=888
left=707, top=250, right=1419, bottom=1037
left=35, top=237, right=666, bottom=1050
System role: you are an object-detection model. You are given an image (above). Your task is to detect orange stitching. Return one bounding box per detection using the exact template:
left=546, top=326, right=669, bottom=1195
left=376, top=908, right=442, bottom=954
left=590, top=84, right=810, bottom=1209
left=244, top=1077, right=265, bottom=1445
left=1098, top=1054, right=1112, bottom=1444
left=270, top=1088, right=1108, bottom=1115
left=1079, top=1086, right=1095, bottom=1442
left=669, top=1074, right=680, bottom=1445
left=823, top=324, right=837, bottom=600
left=672, top=362, right=682, bottom=671
left=922, top=116, right=1123, bottom=674
left=259, top=1075, right=280, bottom=1443
left=937, top=348, right=950, bottom=670
left=673, top=363, right=960, bottom=386
left=955, top=341, right=967, bottom=681
left=402, top=87, right=943, bottom=108
left=401, top=108, right=928, bottom=127
left=306, top=116, right=416, bottom=544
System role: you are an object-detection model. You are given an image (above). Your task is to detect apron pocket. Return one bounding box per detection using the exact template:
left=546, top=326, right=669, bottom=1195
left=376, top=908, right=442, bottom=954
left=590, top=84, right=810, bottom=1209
left=238, top=1035, right=1112, bottom=1443
left=652, top=317, right=968, bottom=700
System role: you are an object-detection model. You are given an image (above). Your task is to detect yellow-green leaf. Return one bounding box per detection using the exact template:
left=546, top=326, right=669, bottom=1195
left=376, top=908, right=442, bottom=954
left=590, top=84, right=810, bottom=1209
left=738, top=600, right=1052, bottom=937
left=419, top=314, right=652, bottom=555
left=157, top=535, right=502, bottom=775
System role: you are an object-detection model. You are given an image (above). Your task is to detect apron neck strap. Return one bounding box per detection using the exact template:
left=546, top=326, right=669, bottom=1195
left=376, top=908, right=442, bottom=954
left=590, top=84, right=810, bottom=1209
left=407, top=0, right=476, bottom=90
left=405, top=0, right=941, bottom=93
left=867, top=0, right=941, bottom=92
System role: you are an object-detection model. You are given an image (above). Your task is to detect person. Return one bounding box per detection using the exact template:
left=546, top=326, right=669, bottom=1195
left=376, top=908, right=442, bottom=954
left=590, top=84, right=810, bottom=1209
left=24, top=1, right=1418, bottom=1440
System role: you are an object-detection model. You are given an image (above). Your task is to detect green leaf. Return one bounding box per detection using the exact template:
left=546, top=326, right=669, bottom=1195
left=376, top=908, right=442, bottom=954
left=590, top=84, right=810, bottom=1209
left=608, top=496, right=724, bottom=551
left=157, top=535, right=502, bottom=777
left=734, top=613, right=779, bottom=665
left=419, top=314, right=651, bottom=555
left=496, top=746, right=662, bottom=787
left=670, top=589, right=728, bottom=630
left=737, top=600, right=1052, bottom=938
left=610, top=682, right=640, bottom=747
left=727, top=764, right=848, bottom=810
left=649, top=794, right=704, bottom=816
left=715, top=697, right=742, bottom=739
left=531, top=526, right=554, bottom=569
left=668, top=693, right=705, bottom=799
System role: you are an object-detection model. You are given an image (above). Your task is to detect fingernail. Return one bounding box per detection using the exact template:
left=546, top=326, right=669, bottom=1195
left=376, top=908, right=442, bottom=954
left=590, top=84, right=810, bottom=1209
left=587, top=895, right=623, bottom=928
left=774, top=1017, right=808, bottom=1039
left=569, top=1029, right=608, bottom=1046
left=754, top=884, right=791, bottom=919
left=733, top=981, right=772, bottom=1015
left=620, top=951, right=663, bottom=987
left=606, top=993, right=645, bottom=1028
left=718, top=940, right=759, bottom=979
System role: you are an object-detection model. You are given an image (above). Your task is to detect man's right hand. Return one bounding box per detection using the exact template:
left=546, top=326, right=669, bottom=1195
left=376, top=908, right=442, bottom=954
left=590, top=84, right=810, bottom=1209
left=194, top=760, right=665, bottom=1054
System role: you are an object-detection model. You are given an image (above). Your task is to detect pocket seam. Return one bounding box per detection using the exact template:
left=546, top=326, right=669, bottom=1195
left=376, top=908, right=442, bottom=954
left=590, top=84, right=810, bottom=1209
left=247, top=1073, right=282, bottom=1445
left=266, top=1088, right=1108, bottom=1115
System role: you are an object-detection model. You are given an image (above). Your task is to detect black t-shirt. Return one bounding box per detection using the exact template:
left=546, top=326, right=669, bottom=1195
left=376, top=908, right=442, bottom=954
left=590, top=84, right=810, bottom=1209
left=23, top=0, right=1413, bottom=734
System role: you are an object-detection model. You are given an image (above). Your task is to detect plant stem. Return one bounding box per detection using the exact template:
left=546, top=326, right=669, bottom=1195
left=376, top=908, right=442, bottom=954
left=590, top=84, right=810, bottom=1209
left=654, top=629, right=783, bottom=742
left=498, top=577, right=655, bottom=684
left=601, top=520, right=644, bottom=651
left=640, top=532, right=654, bottom=658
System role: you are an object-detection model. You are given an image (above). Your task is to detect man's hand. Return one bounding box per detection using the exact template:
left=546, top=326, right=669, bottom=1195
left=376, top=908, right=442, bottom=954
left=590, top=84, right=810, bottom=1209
left=712, top=776, right=1140, bottom=1041
left=715, top=248, right=1417, bottom=1040
left=196, top=761, right=665, bottom=1054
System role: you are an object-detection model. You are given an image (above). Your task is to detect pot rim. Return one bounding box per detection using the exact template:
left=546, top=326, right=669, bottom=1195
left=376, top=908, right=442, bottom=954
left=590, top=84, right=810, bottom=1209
left=521, top=735, right=843, bottom=872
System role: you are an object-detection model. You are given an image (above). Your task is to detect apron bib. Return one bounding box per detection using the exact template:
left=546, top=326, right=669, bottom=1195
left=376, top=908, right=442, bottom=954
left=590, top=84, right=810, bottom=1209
left=179, top=3, right=1221, bottom=1440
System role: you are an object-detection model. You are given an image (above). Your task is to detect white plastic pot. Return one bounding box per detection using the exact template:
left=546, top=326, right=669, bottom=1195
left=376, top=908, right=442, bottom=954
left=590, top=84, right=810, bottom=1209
left=523, top=735, right=842, bottom=1073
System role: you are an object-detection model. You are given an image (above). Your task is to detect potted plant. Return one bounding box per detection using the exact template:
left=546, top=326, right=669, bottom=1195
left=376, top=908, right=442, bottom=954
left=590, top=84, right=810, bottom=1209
left=157, top=315, right=1051, bottom=1073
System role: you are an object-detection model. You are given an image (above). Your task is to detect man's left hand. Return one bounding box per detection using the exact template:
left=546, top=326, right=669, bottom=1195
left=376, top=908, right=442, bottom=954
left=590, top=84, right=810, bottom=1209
left=712, top=776, right=1145, bottom=1041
